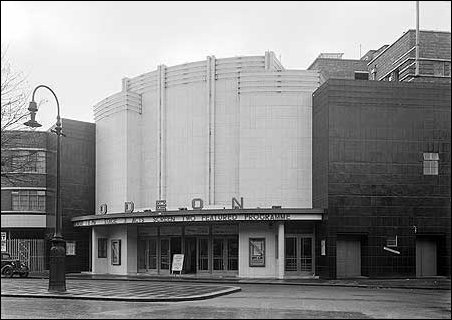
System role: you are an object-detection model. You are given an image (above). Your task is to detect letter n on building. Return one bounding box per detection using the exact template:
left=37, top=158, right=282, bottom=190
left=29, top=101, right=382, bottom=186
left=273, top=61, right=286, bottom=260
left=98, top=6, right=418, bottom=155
left=232, top=197, right=243, bottom=209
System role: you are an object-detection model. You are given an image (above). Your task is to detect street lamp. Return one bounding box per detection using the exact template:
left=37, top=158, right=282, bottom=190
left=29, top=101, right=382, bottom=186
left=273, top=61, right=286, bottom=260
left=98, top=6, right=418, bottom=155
left=24, top=85, right=66, bottom=292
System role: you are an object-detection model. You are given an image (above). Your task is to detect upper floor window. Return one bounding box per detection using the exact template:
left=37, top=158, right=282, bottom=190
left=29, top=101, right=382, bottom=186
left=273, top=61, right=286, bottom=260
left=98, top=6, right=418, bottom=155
left=11, top=190, right=46, bottom=212
left=423, top=153, right=439, bottom=175
left=10, top=150, right=46, bottom=173
left=389, top=69, right=399, bottom=82
left=370, top=66, right=377, bottom=80
left=433, top=61, right=451, bottom=77
left=354, top=71, right=369, bottom=80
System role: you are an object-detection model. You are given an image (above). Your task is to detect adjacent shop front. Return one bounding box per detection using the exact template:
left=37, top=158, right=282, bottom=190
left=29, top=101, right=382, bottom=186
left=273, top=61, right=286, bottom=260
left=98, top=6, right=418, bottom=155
left=72, top=208, right=325, bottom=279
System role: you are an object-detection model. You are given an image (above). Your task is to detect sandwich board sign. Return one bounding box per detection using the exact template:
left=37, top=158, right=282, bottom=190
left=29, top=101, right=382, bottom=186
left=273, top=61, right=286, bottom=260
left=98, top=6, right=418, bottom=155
left=171, top=254, right=184, bottom=276
left=1, top=232, right=6, bottom=252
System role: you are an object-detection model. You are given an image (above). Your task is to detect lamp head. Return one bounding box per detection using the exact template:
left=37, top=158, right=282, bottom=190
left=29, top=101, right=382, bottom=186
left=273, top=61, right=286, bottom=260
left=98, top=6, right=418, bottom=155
left=28, top=101, right=38, bottom=113
left=24, top=101, right=42, bottom=128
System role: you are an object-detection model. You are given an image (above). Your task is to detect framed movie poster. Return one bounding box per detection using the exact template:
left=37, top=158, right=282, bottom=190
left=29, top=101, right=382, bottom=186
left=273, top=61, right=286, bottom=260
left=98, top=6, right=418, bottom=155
left=66, top=241, right=76, bottom=256
left=249, top=238, right=265, bottom=267
left=111, top=239, right=121, bottom=265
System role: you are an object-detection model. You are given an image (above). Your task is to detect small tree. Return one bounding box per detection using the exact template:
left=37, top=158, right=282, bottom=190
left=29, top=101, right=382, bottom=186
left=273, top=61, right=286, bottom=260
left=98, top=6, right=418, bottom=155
left=1, top=47, right=29, bottom=132
left=1, top=46, right=40, bottom=185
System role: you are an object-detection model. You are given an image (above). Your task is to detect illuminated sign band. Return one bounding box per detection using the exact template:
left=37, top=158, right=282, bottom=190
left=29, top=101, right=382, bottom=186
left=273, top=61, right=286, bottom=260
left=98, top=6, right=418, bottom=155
left=74, top=212, right=322, bottom=227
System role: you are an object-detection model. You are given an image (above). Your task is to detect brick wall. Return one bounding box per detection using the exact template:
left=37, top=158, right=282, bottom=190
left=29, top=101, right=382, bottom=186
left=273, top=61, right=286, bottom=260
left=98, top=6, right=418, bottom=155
left=308, top=58, right=368, bottom=83
left=369, top=30, right=451, bottom=82
left=312, top=79, right=451, bottom=278
left=60, top=118, right=95, bottom=272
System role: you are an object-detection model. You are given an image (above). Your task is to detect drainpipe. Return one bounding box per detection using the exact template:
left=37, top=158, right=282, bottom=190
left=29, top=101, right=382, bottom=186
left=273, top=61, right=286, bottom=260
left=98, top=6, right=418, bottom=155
left=415, top=0, right=420, bottom=76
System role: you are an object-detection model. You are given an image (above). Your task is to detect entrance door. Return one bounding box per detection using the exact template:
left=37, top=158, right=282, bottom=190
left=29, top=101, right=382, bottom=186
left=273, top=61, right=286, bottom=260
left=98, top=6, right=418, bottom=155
left=184, top=237, right=197, bottom=274
left=285, top=237, right=297, bottom=271
left=148, top=238, right=157, bottom=270
left=336, top=239, right=361, bottom=278
left=160, top=237, right=182, bottom=273
left=137, top=238, right=158, bottom=272
left=170, top=237, right=181, bottom=272
left=160, top=238, right=170, bottom=271
left=300, top=237, right=312, bottom=272
left=285, top=235, right=314, bottom=275
left=138, top=239, right=147, bottom=272
left=227, top=238, right=238, bottom=271
left=416, top=238, right=437, bottom=277
left=197, top=238, right=209, bottom=272
left=213, top=237, right=238, bottom=272
left=213, top=238, right=224, bottom=271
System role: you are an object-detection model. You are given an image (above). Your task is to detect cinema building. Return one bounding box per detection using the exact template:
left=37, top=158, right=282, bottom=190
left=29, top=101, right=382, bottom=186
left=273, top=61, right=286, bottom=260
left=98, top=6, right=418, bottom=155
left=73, top=29, right=451, bottom=279
left=72, top=52, right=326, bottom=278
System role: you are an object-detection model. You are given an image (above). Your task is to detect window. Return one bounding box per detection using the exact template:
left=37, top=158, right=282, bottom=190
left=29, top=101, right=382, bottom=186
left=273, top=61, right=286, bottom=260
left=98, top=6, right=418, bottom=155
left=433, top=61, right=445, bottom=76
left=98, top=238, right=107, bottom=258
left=354, top=71, right=369, bottom=80
left=11, top=190, right=46, bottom=211
left=371, top=67, right=377, bottom=80
left=11, top=150, right=46, bottom=173
left=445, top=62, right=451, bottom=77
left=423, top=153, right=439, bottom=175
left=389, top=69, right=399, bottom=82
left=386, top=236, right=397, bottom=248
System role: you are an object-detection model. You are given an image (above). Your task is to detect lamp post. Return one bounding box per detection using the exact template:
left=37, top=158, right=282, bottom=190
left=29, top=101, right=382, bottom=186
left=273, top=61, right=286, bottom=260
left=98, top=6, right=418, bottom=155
left=24, top=85, right=66, bottom=292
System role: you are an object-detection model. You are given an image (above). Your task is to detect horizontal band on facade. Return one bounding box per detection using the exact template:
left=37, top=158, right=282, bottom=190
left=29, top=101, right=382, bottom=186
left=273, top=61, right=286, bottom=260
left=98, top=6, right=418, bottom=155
left=72, top=208, right=325, bottom=227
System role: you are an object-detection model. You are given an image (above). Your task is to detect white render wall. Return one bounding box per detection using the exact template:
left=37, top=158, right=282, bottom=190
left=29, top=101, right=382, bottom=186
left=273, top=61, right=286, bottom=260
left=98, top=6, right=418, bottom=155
left=238, top=223, right=278, bottom=278
left=92, top=225, right=138, bottom=274
left=94, top=52, right=319, bottom=214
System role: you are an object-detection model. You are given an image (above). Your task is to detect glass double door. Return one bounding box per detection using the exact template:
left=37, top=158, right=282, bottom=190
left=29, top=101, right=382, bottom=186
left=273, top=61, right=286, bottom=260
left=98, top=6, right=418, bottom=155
left=138, top=237, right=181, bottom=273
left=285, top=235, right=313, bottom=275
left=138, top=238, right=158, bottom=272
left=212, top=237, right=238, bottom=272
left=160, top=238, right=181, bottom=272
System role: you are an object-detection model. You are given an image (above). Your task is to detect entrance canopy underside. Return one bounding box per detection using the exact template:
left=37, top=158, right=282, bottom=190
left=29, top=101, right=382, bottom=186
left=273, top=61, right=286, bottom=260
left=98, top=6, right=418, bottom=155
left=72, top=208, right=325, bottom=227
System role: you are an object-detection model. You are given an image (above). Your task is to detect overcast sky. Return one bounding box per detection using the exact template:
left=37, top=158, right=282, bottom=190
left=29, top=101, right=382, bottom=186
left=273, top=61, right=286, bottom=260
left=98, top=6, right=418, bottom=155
left=2, top=1, right=451, bottom=130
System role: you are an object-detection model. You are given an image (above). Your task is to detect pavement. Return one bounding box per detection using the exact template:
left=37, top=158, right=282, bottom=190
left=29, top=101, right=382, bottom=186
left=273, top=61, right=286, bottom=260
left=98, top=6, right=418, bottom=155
left=1, top=271, right=450, bottom=302
left=36, top=271, right=451, bottom=289
left=1, top=278, right=241, bottom=302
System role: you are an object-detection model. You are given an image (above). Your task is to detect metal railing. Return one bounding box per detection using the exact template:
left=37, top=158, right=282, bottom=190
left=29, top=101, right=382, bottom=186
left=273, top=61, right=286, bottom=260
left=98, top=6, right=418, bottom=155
left=6, top=239, right=47, bottom=272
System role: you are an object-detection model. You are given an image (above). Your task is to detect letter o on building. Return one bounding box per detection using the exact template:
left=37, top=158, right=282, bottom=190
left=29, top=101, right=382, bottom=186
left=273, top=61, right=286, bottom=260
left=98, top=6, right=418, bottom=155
left=192, top=198, right=204, bottom=210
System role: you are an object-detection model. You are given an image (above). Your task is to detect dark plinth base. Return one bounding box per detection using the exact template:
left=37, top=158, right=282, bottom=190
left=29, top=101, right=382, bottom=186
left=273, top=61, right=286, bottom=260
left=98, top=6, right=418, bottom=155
left=48, top=237, right=66, bottom=292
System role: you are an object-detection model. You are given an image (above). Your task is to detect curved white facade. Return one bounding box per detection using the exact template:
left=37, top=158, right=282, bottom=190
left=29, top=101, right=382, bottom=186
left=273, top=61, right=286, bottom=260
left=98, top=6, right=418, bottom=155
left=94, top=52, right=320, bottom=214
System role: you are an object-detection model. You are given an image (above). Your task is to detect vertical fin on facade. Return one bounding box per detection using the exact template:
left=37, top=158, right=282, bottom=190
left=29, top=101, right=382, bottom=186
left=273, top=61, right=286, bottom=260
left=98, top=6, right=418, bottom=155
left=210, top=56, right=216, bottom=205
left=157, top=65, right=167, bottom=200
left=206, top=55, right=217, bottom=205
left=122, top=78, right=130, bottom=92
left=265, top=51, right=285, bottom=71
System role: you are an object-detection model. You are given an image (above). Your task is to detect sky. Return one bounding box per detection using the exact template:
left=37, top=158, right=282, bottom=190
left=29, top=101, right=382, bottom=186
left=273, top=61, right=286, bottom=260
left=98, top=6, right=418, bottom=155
left=1, top=1, right=451, bottom=130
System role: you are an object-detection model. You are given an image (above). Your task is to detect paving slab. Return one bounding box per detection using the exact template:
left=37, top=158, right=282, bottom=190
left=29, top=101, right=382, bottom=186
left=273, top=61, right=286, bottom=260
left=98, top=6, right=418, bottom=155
left=0, top=278, right=241, bottom=302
